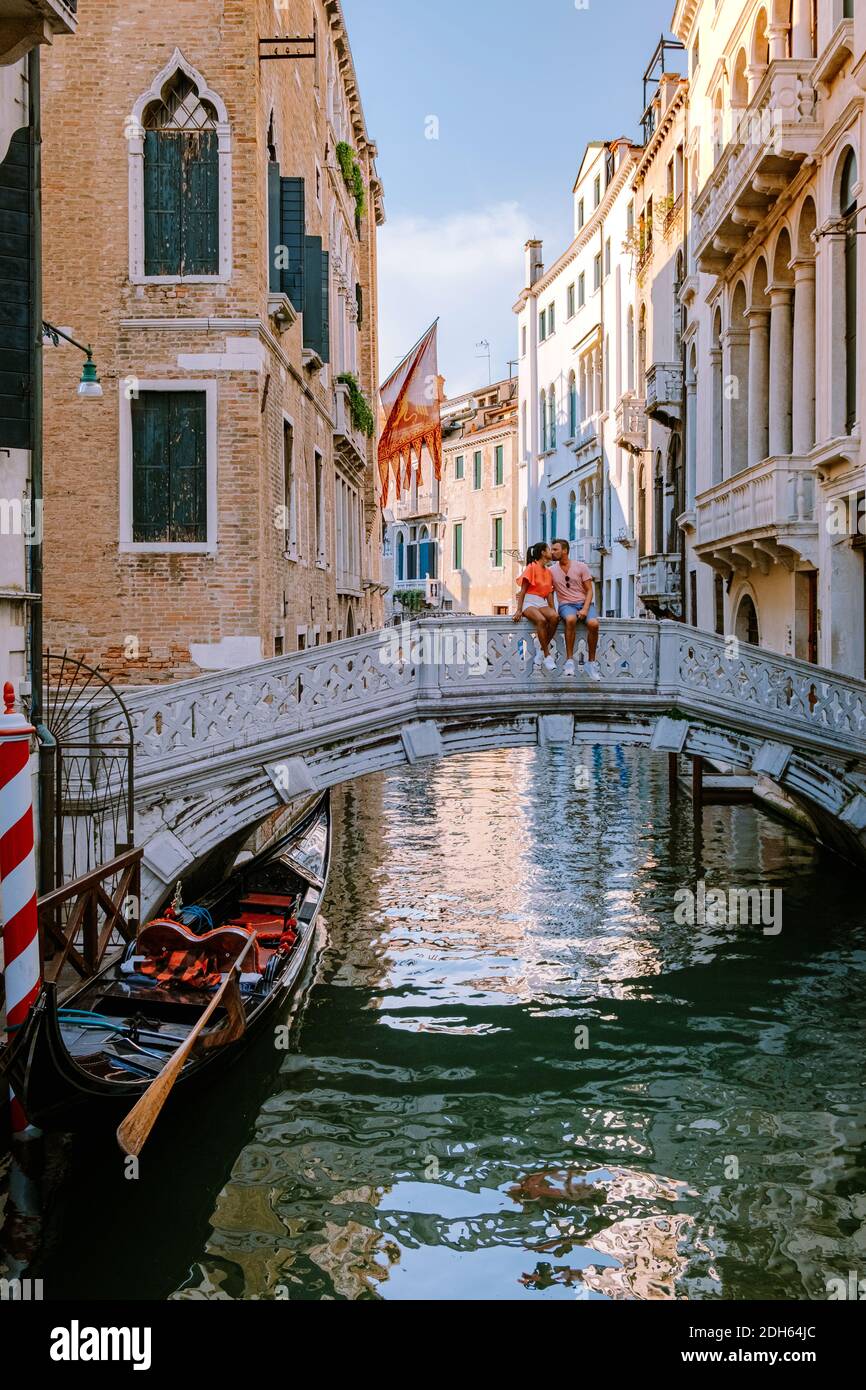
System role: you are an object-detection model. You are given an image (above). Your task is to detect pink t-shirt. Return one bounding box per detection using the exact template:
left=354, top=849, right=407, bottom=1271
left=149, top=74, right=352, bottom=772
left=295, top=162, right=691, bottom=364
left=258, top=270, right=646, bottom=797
left=550, top=559, right=592, bottom=606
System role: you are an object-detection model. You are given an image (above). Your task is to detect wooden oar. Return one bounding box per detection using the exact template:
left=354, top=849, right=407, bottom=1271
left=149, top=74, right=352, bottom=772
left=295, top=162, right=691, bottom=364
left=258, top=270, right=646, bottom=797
left=116, top=934, right=256, bottom=1158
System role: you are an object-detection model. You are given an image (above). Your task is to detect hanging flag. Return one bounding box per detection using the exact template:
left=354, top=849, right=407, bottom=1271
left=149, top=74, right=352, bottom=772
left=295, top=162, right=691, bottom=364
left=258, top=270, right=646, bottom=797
left=378, top=321, right=443, bottom=507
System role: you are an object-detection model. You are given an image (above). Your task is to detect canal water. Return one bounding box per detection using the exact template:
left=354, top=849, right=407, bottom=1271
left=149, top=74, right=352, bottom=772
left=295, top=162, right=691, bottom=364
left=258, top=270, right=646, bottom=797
left=19, top=747, right=866, bottom=1300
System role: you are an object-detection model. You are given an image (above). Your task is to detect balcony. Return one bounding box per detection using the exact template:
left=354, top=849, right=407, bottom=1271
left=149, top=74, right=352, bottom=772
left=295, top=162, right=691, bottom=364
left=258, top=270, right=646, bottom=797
left=694, top=455, right=818, bottom=575
left=0, top=0, right=76, bottom=65
left=693, top=60, right=821, bottom=274
left=570, top=537, right=603, bottom=584
left=614, top=392, right=647, bottom=454
left=645, top=363, right=683, bottom=426
left=565, top=415, right=602, bottom=469
left=393, top=577, right=442, bottom=608
left=333, top=380, right=369, bottom=472
left=638, top=554, right=682, bottom=617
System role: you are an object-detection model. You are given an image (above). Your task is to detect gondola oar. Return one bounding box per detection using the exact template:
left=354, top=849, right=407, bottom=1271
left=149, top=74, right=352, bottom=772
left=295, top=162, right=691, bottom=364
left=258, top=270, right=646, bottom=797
left=116, top=934, right=256, bottom=1158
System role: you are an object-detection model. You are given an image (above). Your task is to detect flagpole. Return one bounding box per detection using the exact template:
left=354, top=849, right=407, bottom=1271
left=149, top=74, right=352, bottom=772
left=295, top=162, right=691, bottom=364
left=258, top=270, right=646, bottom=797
left=381, top=318, right=440, bottom=393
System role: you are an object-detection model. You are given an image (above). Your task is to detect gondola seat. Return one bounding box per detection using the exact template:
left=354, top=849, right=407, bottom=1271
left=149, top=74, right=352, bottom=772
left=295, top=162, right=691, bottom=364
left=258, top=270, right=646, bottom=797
left=137, top=920, right=255, bottom=969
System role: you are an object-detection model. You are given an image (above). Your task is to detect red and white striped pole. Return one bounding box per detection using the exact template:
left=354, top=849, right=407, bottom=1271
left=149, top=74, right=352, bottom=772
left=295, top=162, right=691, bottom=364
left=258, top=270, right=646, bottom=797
left=0, top=681, right=40, bottom=1136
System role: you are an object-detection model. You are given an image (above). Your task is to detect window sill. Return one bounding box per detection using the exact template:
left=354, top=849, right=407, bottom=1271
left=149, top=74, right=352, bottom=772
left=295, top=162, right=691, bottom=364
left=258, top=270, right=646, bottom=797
left=130, top=275, right=227, bottom=286
left=119, top=542, right=217, bottom=555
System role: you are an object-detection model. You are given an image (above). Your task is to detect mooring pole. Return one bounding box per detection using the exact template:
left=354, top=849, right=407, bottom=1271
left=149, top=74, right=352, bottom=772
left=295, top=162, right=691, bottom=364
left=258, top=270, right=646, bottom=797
left=692, top=755, right=704, bottom=819
left=0, top=682, right=41, bottom=1137
left=668, top=752, right=679, bottom=805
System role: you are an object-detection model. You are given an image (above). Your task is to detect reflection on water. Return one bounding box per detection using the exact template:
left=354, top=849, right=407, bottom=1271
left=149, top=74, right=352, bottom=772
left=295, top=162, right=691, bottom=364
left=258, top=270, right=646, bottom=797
left=27, top=747, right=866, bottom=1300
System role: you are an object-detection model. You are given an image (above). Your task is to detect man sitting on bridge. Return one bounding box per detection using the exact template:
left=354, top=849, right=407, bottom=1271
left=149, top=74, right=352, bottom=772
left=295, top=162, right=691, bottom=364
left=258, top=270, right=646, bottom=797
left=550, top=539, right=601, bottom=681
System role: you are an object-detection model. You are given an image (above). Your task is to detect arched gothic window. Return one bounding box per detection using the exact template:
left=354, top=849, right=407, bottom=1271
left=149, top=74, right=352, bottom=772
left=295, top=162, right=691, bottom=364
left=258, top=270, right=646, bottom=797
left=129, top=50, right=232, bottom=282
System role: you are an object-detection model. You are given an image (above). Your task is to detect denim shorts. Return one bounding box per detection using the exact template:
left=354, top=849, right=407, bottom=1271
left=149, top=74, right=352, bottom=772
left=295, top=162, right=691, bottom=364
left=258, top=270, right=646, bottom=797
left=559, top=603, right=597, bottom=622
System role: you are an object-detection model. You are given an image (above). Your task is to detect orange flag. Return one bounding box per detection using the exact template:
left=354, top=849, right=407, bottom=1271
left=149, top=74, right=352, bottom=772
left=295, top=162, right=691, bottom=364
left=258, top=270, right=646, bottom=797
left=378, top=322, right=443, bottom=508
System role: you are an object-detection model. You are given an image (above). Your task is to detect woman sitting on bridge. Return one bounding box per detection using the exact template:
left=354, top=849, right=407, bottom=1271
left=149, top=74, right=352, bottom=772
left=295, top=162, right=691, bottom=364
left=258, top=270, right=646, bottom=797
left=513, top=543, right=558, bottom=672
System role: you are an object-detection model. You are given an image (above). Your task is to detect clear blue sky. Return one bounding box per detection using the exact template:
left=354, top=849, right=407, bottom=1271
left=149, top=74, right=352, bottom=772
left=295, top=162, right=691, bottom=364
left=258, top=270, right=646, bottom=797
left=342, top=0, right=679, bottom=395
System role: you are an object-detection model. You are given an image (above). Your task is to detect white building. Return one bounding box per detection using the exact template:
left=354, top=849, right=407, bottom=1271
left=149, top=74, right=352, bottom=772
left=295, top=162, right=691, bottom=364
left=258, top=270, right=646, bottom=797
left=676, top=0, right=866, bottom=674
left=515, top=137, right=644, bottom=620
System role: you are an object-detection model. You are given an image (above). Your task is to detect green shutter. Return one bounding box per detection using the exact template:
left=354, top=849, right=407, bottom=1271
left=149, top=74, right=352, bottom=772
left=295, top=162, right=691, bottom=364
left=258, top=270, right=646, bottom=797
left=268, top=162, right=282, bottom=293
left=279, top=176, right=305, bottom=308
left=0, top=128, right=31, bottom=449
left=144, top=130, right=218, bottom=276
left=183, top=129, right=219, bottom=274
left=495, top=445, right=504, bottom=485
left=303, top=235, right=323, bottom=356
left=132, top=391, right=207, bottom=543
left=144, top=131, right=182, bottom=275
left=355, top=281, right=363, bottom=327
left=320, top=250, right=330, bottom=364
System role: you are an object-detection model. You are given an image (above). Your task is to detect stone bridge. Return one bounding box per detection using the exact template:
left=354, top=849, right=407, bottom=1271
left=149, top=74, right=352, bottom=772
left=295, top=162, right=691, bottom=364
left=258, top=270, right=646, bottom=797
left=100, top=619, right=866, bottom=914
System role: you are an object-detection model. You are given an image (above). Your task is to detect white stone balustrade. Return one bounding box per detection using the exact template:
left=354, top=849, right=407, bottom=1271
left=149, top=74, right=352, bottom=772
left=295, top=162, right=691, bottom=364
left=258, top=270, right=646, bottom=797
left=695, top=455, right=818, bottom=569
left=645, top=363, right=683, bottom=422
left=694, top=59, right=821, bottom=269
left=614, top=392, right=647, bottom=453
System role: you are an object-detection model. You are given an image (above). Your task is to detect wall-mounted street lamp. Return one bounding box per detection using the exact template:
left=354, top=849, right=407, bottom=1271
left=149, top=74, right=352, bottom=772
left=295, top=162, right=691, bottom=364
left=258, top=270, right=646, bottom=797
left=42, top=320, right=103, bottom=398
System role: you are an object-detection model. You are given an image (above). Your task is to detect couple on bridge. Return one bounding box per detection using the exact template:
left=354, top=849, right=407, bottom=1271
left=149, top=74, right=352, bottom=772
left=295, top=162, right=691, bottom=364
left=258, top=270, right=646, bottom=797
left=514, top=539, right=601, bottom=681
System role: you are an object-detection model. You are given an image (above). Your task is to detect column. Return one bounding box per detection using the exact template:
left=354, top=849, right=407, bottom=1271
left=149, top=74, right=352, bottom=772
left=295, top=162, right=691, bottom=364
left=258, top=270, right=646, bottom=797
left=710, top=346, right=723, bottom=485
left=768, top=286, right=794, bottom=457
left=746, top=64, right=766, bottom=103
left=723, top=326, right=750, bottom=476
left=686, top=375, right=698, bottom=505
left=767, top=25, right=788, bottom=63
left=791, top=258, right=816, bottom=454
left=790, top=0, right=813, bottom=60
left=747, top=308, right=771, bottom=467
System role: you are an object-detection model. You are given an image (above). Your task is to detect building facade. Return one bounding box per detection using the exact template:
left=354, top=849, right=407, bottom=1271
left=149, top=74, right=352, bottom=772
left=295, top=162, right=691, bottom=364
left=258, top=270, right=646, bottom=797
left=0, top=1, right=77, bottom=703
left=675, top=0, right=865, bottom=674
left=516, top=137, right=644, bottom=621
left=38, top=0, right=385, bottom=684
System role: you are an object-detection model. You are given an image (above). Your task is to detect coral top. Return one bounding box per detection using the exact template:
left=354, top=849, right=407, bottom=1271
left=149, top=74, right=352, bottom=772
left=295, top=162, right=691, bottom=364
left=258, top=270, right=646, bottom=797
left=518, top=563, right=553, bottom=599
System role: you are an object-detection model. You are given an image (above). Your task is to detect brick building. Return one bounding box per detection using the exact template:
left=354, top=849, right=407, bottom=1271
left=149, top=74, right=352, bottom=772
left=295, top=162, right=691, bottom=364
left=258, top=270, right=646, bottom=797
left=39, top=0, right=385, bottom=683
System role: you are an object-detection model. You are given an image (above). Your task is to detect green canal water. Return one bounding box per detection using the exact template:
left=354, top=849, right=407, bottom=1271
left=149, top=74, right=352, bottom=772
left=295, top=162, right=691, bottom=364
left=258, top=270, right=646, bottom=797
left=21, top=748, right=866, bottom=1300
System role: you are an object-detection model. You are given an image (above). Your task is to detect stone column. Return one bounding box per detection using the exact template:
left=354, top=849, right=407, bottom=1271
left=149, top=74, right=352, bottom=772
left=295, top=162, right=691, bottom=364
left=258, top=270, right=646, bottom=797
left=790, top=0, right=813, bottom=60
left=768, top=286, right=794, bottom=457
left=767, top=24, right=788, bottom=63
left=723, top=326, right=750, bottom=476
left=710, top=346, right=723, bottom=485
left=746, top=64, right=766, bottom=103
left=747, top=309, right=771, bottom=467
left=686, top=375, right=698, bottom=505
left=790, top=257, right=816, bottom=454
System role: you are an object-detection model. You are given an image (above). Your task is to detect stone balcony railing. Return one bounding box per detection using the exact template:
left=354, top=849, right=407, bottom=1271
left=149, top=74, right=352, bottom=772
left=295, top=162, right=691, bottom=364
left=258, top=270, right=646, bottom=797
left=566, top=415, right=602, bottom=465
left=694, top=455, right=818, bottom=573
left=638, top=554, right=682, bottom=616
left=333, top=381, right=369, bottom=471
left=393, top=577, right=442, bottom=607
left=645, top=363, right=683, bottom=425
left=693, top=59, right=821, bottom=272
left=0, top=0, right=77, bottom=64
left=614, top=392, right=647, bottom=454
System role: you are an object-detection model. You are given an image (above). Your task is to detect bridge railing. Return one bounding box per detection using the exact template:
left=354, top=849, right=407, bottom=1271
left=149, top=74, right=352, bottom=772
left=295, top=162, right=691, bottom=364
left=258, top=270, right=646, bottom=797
left=101, top=619, right=866, bottom=779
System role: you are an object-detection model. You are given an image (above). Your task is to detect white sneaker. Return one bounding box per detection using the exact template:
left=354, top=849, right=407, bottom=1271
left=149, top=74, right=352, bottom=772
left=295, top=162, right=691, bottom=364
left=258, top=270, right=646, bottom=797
left=587, top=661, right=601, bottom=682
left=543, top=655, right=556, bottom=673
left=564, top=659, right=576, bottom=677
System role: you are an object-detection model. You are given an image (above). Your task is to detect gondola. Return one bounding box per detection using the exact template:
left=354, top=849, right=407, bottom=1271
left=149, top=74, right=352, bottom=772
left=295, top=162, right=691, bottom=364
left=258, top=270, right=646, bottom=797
left=2, top=793, right=331, bottom=1142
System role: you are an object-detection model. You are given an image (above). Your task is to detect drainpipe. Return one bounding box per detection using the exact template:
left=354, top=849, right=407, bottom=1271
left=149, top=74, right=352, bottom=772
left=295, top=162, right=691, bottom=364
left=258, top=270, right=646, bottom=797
left=27, top=47, right=56, bottom=894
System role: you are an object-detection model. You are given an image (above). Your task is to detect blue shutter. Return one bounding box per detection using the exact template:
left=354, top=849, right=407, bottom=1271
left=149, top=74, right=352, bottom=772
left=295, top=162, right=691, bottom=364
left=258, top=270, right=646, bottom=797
left=303, top=235, right=323, bottom=356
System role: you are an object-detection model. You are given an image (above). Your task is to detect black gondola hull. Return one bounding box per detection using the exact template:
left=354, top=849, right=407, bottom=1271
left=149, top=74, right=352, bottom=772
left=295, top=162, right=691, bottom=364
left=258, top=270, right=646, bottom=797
left=3, top=794, right=331, bottom=1134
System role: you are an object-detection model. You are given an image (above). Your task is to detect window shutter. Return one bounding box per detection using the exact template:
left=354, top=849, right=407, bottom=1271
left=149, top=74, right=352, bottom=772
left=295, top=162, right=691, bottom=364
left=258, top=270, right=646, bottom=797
left=300, top=240, right=330, bottom=362
left=170, top=392, right=207, bottom=541
left=268, top=162, right=282, bottom=293
left=0, top=128, right=31, bottom=449
left=356, top=281, right=363, bottom=327
left=183, top=129, right=219, bottom=274
left=144, top=131, right=182, bottom=275
left=132, top=393, right=171, bottom=540
left=320, top=249, right=330, bottom=363
left=279, top=176, right=305, bottom=308
left=132, top=391, right=207, bottom=543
